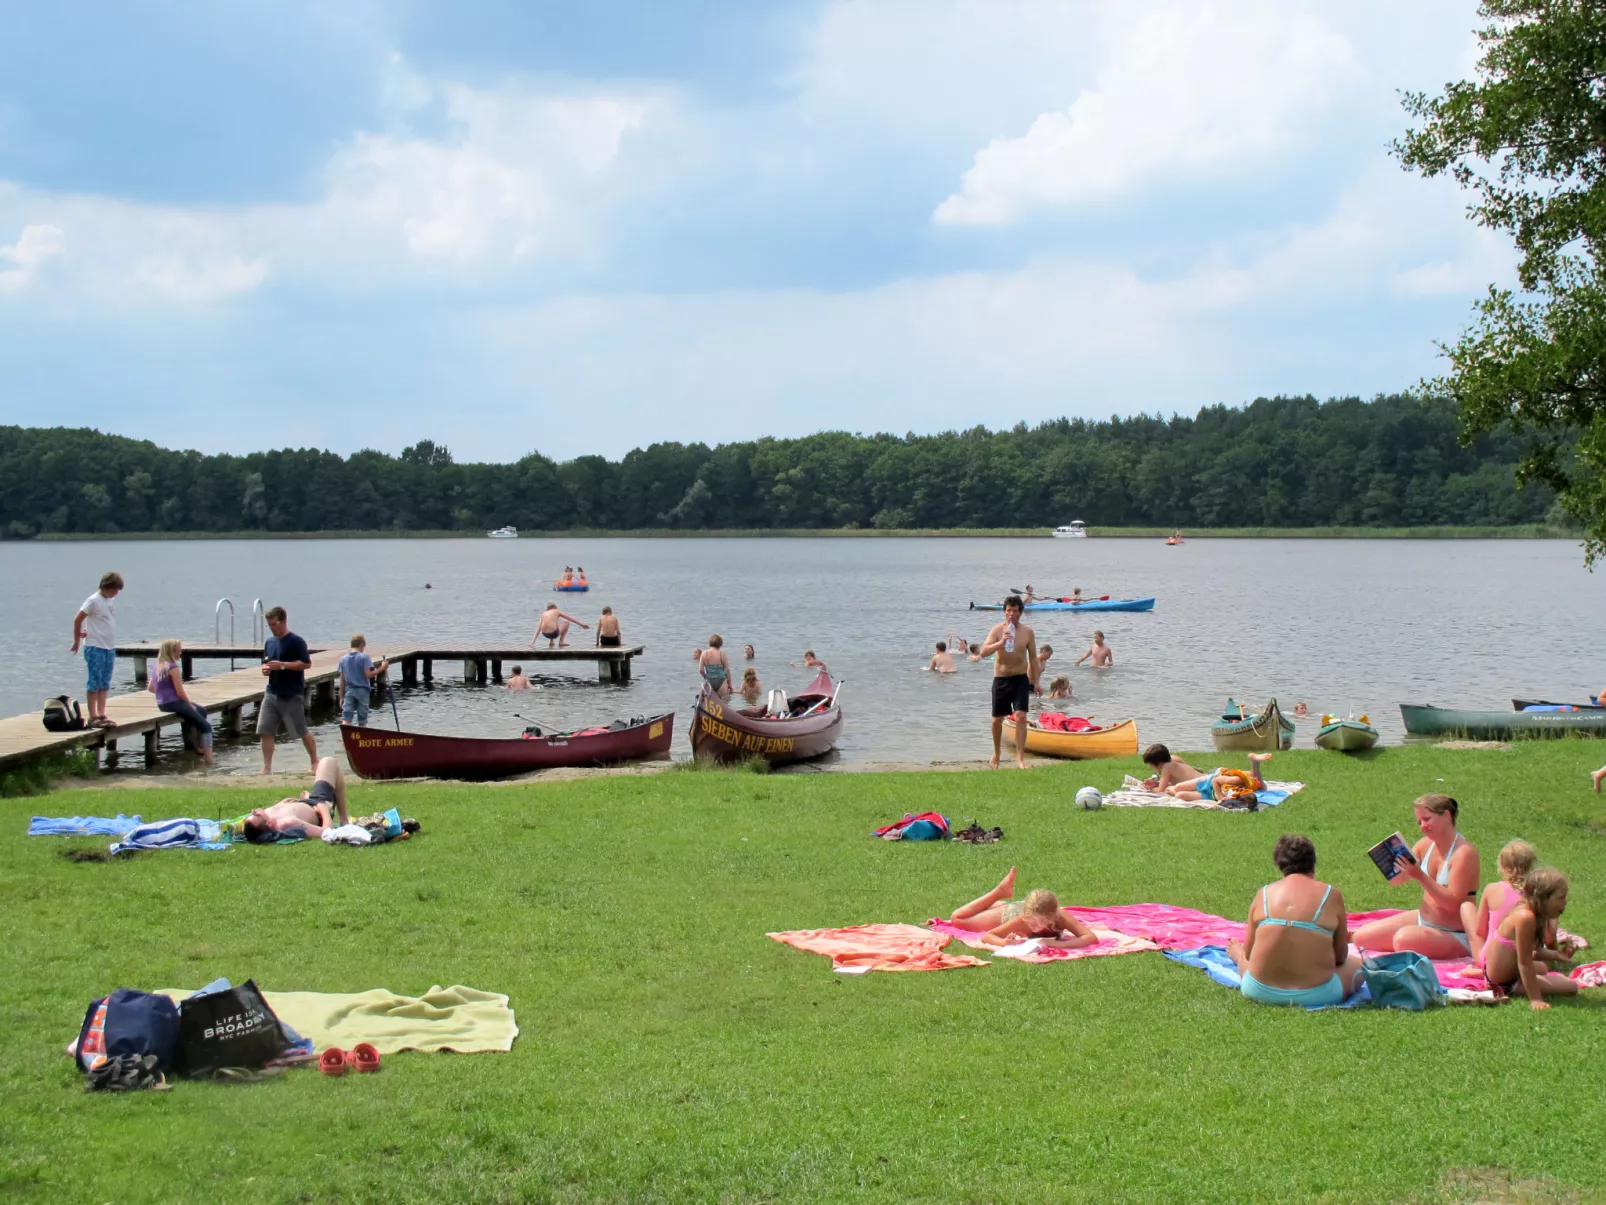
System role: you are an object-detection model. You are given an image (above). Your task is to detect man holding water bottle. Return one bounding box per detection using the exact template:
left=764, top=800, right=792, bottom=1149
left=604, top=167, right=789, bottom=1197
left=971, top=595, right=1040, bottom=769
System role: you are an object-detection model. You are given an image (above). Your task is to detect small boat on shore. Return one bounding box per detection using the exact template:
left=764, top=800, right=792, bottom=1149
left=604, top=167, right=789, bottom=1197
left=1511, top=698, right=1604, bottom=711
left=1211, top=698, right=1294, bottom=752
left=1315, top=715, right=1378, bottom=753
left=970, top=597, right=1155, bottom=613
left=691, top=670, right=842, bottom=765
left=1401, top=704, right=1606, bottom=739
left=487, top=525, right=519, bottom=538
left=1051, top=521, right=1087, bottom=538
left=342, top=714, right=674, bottom=780
left=1001, top=718, right=1138, bottom=759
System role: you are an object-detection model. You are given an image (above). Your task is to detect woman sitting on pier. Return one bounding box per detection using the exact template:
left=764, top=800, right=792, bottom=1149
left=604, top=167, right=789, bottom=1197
left=148, top=638, right=213, bottom=767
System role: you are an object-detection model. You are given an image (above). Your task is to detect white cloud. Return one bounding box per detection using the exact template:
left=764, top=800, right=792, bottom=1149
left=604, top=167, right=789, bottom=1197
left=0, top=223, right=65, bottom=291
left=935, top=1, right=1357, bottom=225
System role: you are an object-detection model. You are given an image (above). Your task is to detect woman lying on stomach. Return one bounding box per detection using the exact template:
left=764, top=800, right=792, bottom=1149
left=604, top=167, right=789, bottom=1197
left=1228, top=834, right=1363, bottom=1007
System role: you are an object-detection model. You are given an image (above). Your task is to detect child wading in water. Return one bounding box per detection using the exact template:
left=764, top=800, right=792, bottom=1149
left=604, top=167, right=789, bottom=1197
left=1481, top=867, right=1579, bottom=1010
left=943, top=868, right=1098, bottom=949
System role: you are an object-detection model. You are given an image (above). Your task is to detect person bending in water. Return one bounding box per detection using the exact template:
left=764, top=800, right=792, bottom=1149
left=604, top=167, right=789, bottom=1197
left=943, top=868, right=1098, bottom=949
left=532, top=603, right=588, bottom=648
left=700, top=635, right=733, bottom=697
left=1227, top=834, right=1363, bottom=1007
left=242, top=758, right=350, bottom=842
left=739, top=667, right=763, bottom=703
left=975, top=595, right=1039, bottom=769
left=1140, top=743, right=1203, bottom=793
left=1074, top=631, right=1113, bottom=667
left=1353, top=793, right=1480, bottom=958
left=927, top=641, right=957, bottom=673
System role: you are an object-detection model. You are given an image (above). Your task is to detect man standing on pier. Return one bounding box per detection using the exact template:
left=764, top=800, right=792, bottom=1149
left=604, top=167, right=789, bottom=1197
left=257, top=606, right=317, bottom=774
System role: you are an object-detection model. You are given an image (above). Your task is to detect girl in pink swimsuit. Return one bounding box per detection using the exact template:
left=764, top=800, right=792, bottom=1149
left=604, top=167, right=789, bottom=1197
left=1482, top=867, right=1578, bottom=1009
left=1464, top=840, right=1537, bottom=970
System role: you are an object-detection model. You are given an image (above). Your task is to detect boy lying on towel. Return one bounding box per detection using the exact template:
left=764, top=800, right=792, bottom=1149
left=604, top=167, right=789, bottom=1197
left=1139, top=743, right=1204, bottom=793
left=1168, top=752, right=1272, bottom=804
left=242, top=757, right=350, bottom=843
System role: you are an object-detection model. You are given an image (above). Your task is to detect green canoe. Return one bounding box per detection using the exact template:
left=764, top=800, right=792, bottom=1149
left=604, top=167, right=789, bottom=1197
left=1211, top=697, right=1294, bottom=752
left=1315, top=718, right=1378, bottom=752
left=1399, top=704, right=1606, bottom=739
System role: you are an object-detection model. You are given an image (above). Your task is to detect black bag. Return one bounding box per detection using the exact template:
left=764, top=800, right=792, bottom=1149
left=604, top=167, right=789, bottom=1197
left=76, top=988, right=181, bottom=1072
left=43, top=695, right=85, bottom=732
left=178, top=980, right=288, bottom=1075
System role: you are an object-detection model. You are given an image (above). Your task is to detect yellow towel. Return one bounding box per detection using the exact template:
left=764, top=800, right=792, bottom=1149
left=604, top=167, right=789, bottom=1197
left=159, top=984, right=517, bottom=1055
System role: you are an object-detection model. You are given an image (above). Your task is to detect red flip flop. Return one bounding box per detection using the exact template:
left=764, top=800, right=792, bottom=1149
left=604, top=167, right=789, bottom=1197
left=350, top=1043, right=381, bottom=1073
left=319, top=1048, right=348, bottom=1077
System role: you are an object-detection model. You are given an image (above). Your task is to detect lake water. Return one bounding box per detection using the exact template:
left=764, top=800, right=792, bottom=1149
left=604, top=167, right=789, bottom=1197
left=3, top=537, right=1603, bottom=776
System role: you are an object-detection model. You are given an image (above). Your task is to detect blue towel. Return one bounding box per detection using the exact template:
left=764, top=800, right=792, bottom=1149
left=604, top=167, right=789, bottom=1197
left=110, top=818, right=229, bottom=854
left=1163, top=945, right=1371, bottom=1009
left=29, top=814, right=143, bottom=837
left=1254, top=789, right=1291, bottom=807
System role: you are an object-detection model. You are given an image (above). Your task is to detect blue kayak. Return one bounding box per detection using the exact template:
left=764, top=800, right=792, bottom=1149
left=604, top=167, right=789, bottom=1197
left=969, top=597, right=1155, bottom=613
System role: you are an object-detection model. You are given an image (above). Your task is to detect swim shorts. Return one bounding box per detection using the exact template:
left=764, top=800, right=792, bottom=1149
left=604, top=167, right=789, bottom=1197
left=256, top=692, right=309, bottom=738
left=991, top=673, right=1032, bottom=718
left=305, top=778, right=337, bottom=808
left=84, top=646, right=115, bottom=692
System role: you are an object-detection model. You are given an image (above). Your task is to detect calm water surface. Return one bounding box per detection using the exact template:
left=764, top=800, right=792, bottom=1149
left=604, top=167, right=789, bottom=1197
left=3, top=537, right=1602, bottom=775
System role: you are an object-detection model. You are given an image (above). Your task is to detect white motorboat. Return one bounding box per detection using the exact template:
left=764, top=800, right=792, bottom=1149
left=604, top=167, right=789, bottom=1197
left=1052, top=521, right=1087, bottom=538
left=487, top=525, right=519, bottom=539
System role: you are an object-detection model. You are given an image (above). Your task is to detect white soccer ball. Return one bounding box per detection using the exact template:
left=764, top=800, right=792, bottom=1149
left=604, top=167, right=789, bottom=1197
left=1076, top=786, right=1104, bottom=811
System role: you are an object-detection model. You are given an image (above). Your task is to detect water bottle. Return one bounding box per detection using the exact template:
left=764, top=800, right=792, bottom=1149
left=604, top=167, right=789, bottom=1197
left=1003, top=622, right=1016, bottom=654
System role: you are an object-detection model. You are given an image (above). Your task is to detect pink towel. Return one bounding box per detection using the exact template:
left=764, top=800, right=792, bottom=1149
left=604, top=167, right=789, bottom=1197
left=1570, top=960, right=1606, bottom=989
left=929, top=918, right=1160, bottom=962
left=767, top=924, right=987, bottom=972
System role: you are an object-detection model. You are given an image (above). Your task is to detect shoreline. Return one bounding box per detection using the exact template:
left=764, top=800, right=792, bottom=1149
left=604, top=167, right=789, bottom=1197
left=17, top=523, right=1581, bottom=542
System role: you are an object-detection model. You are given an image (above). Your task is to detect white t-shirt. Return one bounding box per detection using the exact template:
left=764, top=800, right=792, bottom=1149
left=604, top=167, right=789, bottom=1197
left=79, top=592, right=117, bottom=649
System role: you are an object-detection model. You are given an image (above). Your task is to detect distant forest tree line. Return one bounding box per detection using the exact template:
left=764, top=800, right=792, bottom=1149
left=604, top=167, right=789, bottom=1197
left=0, top=395, right=1567, bottom=537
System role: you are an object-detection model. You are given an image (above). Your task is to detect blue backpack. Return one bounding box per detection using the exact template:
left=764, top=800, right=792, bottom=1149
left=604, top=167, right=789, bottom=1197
left=77, top=988, right=181, bottom=1072
left=1361, top=952, right=1445, bottom=1010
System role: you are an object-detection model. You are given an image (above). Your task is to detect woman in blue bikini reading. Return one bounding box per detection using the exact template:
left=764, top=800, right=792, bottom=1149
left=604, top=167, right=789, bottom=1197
left=1227, top=834, right=1363, bottom=1007
left=1352, top=793, right=1480, bottom=959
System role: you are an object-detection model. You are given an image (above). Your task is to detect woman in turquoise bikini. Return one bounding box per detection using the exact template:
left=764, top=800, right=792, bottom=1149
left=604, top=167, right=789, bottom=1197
left=1352, top=793, right=1480, bottom=959
left=1227, top=835, right=1363, bottom=1007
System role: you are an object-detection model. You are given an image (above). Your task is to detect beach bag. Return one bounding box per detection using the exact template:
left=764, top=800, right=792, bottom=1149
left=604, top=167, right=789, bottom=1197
left=42, top=695, right=85, bottom=732
left=76, top=988, right=181, bottom=1073
left=178, top=979, right=288, bottom=1075
left=1362, top=952, right=1444, bottom=1010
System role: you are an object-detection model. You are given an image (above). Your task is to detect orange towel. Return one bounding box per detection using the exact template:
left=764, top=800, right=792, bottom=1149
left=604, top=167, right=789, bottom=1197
left=768, top=923, right=988, bottom=972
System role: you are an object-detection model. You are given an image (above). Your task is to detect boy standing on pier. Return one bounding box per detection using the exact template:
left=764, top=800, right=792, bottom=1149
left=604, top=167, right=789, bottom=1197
left=258, top=606, right=317, bottom=773
left=337, top=635, right=387, bottom=727
left=70, top=572, right=123, bottom=728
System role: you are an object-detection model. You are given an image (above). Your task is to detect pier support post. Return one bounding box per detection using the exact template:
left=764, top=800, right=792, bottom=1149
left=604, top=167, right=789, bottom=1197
left=422, top=658, right=433, bottom=685
left=491, top=659, right=502, bottom=684
left=104, top=740, right=120, bottom=769
left=221, top=705, right=241, bottom=735
left=401, top=659, right=418, bottom=687
left=143, top=729, right=158, bottom=766
left=620, top=655, right=632, bottom=682
left=132, top=655, right=149, bottom=686
left=181, top=653, right=195, bottom=681
left=462, top=660, right=476, bottom=683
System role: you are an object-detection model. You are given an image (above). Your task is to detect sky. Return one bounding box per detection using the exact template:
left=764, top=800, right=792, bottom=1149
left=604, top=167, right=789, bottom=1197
left=0, top=0, right=1506, bottom=463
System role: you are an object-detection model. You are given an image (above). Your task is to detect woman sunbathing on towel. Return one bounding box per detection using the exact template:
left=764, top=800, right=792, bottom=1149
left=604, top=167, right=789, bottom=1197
left=1352, top=793, right=1480, bottom=959
left=1167, top=752, right=1272, bottom=803
left=944, top=868, right=1098, bottom=949
left=1227, top=835, right=1363, bottom=1007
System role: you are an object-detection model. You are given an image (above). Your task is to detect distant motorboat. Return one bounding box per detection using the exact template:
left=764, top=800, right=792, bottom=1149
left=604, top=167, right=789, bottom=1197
left=1052, top=521, right=1087, bottom=538
left=487, top=526, right=519, bottom=539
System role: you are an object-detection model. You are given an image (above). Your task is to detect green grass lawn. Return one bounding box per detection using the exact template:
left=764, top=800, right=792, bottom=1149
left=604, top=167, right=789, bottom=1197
left=3, top=746, right=1605, bottom=1204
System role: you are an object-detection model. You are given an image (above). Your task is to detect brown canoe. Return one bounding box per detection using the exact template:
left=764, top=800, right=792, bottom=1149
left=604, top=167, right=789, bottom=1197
left=342, top=713, right=674, bottom=780
left=690, top=670, right=843, bottom=765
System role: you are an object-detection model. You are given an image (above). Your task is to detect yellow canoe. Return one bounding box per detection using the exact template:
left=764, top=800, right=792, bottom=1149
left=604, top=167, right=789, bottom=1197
left=1001, top=718, right=1139, bottom=759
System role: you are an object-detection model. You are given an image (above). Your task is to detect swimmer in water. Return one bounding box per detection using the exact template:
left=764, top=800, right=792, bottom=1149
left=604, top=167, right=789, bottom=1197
left=740, top=667, right=763, bottom=703
left=927, top=641, right=957, bottom=673
left=506, top=665, right=531, bottom=691
left=1074, top=631, right=1113, bottom=668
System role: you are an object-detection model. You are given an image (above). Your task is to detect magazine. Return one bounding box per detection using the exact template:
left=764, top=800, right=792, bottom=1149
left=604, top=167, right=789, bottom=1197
left=1367, top=832, right=1417, bottom=880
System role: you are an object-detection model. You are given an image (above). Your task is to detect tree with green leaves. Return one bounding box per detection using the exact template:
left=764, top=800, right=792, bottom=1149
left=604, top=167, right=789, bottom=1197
left=1397, top=0, right=1606, bottom=559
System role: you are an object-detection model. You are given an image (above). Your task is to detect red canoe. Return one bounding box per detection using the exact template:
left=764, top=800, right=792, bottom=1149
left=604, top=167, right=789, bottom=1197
left=341, top=713, right=675, bottom=780
left=690, top=670, right=842, bottom=765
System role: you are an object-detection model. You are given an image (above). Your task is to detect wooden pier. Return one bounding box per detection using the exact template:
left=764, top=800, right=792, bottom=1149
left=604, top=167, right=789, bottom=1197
left=0, top=641, right=646, bottom=771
